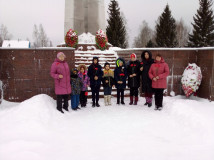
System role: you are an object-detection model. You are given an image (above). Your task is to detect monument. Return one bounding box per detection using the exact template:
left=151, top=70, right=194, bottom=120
left=64, top=0, right=106, bottom=35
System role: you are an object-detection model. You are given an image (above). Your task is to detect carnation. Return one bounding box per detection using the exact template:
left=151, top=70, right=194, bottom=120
left=65, top=29, right=78, bottom=48
left=95, top=29, right=108, bottom=51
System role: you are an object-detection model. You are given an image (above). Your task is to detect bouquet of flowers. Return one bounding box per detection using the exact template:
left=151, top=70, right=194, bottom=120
left=95, top=29, right=108, bottom=51
left=181, top=63, right=202, bottom=97
left=65, top=29, right=78, bottom=48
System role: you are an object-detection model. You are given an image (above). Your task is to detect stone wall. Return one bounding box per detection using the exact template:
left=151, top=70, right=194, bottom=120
left=0, top=48, right=75, bottom=102
left=115, top=48, right=214, bottom=101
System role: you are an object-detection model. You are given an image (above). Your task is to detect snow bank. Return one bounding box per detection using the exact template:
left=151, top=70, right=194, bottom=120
left=2, top=40, right=30, bottom=48
left=0, top=95, right=214, bottom=160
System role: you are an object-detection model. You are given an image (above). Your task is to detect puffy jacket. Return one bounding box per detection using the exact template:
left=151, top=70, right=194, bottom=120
left=141, top=50, right=154, bottom=93
left=149, top=58, right=169, bottom=89
left=102, top=69, right=115, bottom=87
left=50, top=59, right=71, bottom=95
left=114, top=58, right=127, bottom=89
left=127, top=60, right=141, bottom=88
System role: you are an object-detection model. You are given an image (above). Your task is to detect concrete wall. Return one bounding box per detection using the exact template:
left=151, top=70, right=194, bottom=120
left=0, top=48, right=75, bottom=102
left=115, top=48, right=214, bottom=101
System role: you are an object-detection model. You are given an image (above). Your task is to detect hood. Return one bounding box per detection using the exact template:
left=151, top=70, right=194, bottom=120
left=116, top=57, right=126, bottom=68
left=92, top=56, right=99, bottom=65
left=141, top=50, right=152, bottom=61
left=70, top=68, right=78, bottom=78
left=78, top=64, right=87, bottom=71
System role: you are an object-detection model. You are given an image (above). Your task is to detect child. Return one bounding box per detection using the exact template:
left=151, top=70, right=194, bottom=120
left=127, top=53, right=141, bottom=105
left=114, top=58, right=127, bottom=105
left=102, top=62, right=115, bottom=106
left=50, top=52, right=71, bottom=114
left=87, top=57, right=103, bottom=107
left=141, top=50, right=154, bottom=107
left=149, top=54, right=169, bottom=111
left=70, top=68, right=82, bottom=111
left=78, top=64, right=90, bottom=107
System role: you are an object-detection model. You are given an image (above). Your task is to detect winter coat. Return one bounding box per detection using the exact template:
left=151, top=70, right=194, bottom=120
left=149, top=58, right=169, bottom=89
left=70, top=73, right=82, bottom=95
left=114, top=58, right=127, bottom=89
left=102, top=69, right=115, bottom=88
left=141, top=50, right=154, bottom=93
left=78, top=71, right=90, bottom=91
left=87, top=63, right=103, bottom=87
left=50, top=59, right=71, bottom=95
left=127, top=60, right=141, bottom=88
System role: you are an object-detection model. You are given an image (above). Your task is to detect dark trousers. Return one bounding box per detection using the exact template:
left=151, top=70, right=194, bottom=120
left=57, top=94, right=69, bottom=110
left=104, top=87, right=112, bottom=95
left=130, top=87, right=139, bottom=97
left=117, top=89, right=124, bottom=103
left=80, top=91, right=87, bottom=105
left=154, top=89, right=164, bottom=107
left=91, top=86, right=100, bottom=104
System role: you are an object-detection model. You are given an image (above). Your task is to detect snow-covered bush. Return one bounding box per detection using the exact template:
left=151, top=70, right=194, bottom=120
left=181, top=63, right=202, bottom=97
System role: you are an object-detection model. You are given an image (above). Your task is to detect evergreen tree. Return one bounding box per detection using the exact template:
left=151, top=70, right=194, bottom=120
left=155, top=4, right=177, bottom=47
left=188, top=0, right=214, bottom=47
left=146, top=40, right=155, bottom=48
left=106, top=0, right=128, bottom=48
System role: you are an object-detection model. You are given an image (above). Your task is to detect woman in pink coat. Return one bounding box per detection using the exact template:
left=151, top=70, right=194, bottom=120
left=50, top=52, right=71, bottom=113
left=149, top=54, right=169, bottom=110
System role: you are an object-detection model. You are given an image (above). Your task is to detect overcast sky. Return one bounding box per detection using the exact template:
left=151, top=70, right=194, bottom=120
left=0, top=0, right=211, bottom=47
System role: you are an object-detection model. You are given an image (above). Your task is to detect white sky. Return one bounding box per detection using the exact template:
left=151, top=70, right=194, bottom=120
left=0, top=0, right=211, bottom=47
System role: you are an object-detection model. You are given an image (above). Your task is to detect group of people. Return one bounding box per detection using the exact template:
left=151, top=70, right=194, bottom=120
left=50, top=51, right=169, bottom=114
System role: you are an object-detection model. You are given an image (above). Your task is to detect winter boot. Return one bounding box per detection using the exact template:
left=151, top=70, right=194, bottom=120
left=134, top=97, right=138, bottom=105
left=129, top=96, right=133, bottom=105
left=63, top=106, right=69, bottom=112
left=57, top=108, right=64, bottom=114
left=92, top=101, right=96, bottom=107
left=107, top=95, right=112, bottom=105
left=117, top=96, right=120, bottom=105
left=104, top=96, right=108, bottom=106
left=96, top=101, right=100, bottom=107
left=147, top=97, right=152, bottom=107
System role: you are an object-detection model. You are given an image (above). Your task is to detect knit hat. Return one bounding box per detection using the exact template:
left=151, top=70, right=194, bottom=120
left=130, top=53, right=136, bottom=60
left=57, top=52, right=66, bottom=59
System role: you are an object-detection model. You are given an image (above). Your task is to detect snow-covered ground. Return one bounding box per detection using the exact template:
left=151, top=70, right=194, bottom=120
left=0, top=94, right=214, bottom=160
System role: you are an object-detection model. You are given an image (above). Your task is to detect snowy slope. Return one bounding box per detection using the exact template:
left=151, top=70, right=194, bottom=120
left=0, top=95, right=214, bottom=160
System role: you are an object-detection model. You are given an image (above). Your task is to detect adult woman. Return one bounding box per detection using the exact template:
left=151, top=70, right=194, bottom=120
left=149, top=54, right=169, bottom=110
left=140, top=50, right=154, bottom=107
left=50, top=52, right=71, bottom=113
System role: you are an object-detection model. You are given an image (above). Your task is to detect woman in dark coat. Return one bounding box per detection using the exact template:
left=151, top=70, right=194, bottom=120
left=87, top=57, right=103, bottom=107
left=141, top=50, right=154, bottom=107
left=127, top=53, right=141, bottom=105
left=114, top=58, right=127, bottom=105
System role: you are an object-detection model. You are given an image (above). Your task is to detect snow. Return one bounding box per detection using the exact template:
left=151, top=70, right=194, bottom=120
left=114, top=47, right=214, bottom=51
left=2, top=40, right=30, bottom=48
left=0, top=94, right=214, bottom=160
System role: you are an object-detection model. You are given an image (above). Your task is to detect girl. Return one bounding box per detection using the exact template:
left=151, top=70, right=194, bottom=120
left=114, top=58, right=127, bottom=105
left=140, top=50, right=154, bottom=107
left=50, top=52, right=71, bottom=114
left=70, top=68, right=82, bottom=111
left=149, top=54, right=169, bottom=110
left=127, top=53, right=141, bottom=105
left=102, top=62, right=115, bottom=106
left=78, top=64, right=90, bottom=107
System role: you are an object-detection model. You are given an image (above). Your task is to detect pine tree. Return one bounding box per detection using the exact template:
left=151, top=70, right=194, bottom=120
left=155, top=4, right=177, bottom=47
left=106, top=0, right=128, bottom=48
left=188, top=0, right=214, bottom=47
left=146, top=40, right=155, bottom=48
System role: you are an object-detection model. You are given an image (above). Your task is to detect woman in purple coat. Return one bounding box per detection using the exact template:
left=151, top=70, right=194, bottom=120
left=50, top=52, right=71, bottom=113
